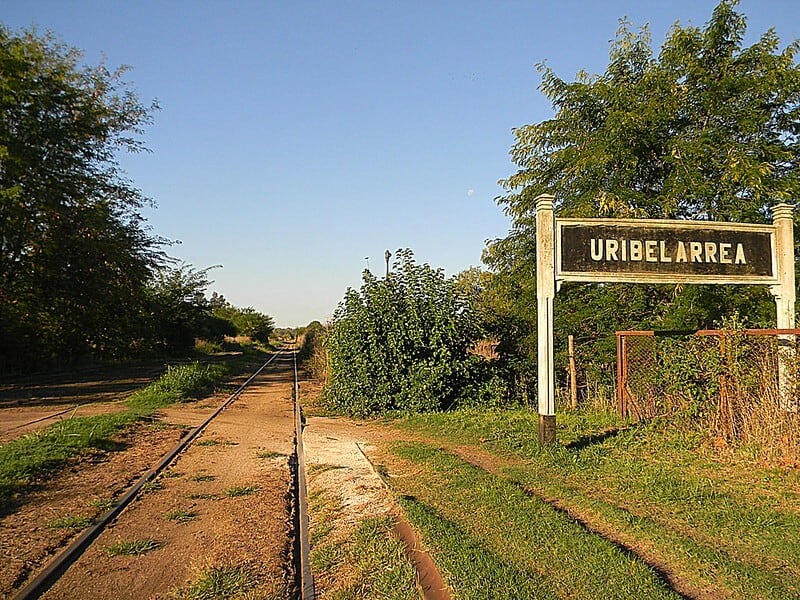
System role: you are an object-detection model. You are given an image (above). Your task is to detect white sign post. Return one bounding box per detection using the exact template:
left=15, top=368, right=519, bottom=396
left=535, top=194, right=795, bottom=444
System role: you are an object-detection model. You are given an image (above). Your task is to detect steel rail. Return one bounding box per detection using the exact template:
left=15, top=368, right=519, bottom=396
left=12, top=350, right=282, bottom=600
left=293, top=350, right=316, bottom=600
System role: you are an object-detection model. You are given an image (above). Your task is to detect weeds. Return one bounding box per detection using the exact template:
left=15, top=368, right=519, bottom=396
left=47, top=514, right=93, bottom=529
left=89, top=498, right=115, bottom=512
left=255, top=450, right=285, bottom=459
left=140, top=480, right=164, bottom=493
left=164, top=508, right=197, bottom=524
left=105, top=538, right=161, bottom=556
left=196, top=438, right=236, bottom=447
left=172, top=564, right=256, bottom=600
left=224, top=485, right=259, bottom=498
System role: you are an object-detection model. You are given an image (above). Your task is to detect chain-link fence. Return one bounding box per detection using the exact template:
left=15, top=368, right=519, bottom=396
left=616, top=329, right=800, bottom=458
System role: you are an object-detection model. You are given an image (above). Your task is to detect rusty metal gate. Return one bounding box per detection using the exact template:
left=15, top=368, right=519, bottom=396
left=616, top=328, right=800, bottom=421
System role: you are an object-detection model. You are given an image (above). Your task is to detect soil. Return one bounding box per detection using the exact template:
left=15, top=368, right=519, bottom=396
left=0, top=354, right=297, bottom=600
left=0, top=423, right=186, bottom=598
left=38, top=354, right=298, bottom=600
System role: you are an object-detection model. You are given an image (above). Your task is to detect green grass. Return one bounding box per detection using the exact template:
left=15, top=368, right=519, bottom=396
left=393, top=407, right=800, bottom=599
left=224, top=485, right=259, bottom=497
left=89, top=497, right=115, bottom=512
left=0, top=355, right=262, bottom=507
left=164, top=508, right=197, bottom=523
left=388, top=441, right=679, bottom=600
left=47, top=514, right=93, bottom=529
left=105, top=538, right=161, bottom=556
left=255, top=450, right=286, bottom=459
left=307, top=477, right=417, bottom=599
left=189, top=473, right=216, bottom=482
left=140, top=479, right=165, bottom=493
left=195, top=438, right=237, bottom=447
left=172, top=565, right=257, bottom=600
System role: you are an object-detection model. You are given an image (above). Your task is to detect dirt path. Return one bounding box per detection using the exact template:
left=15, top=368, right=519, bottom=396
left=37, top=354, right=297, bottom=600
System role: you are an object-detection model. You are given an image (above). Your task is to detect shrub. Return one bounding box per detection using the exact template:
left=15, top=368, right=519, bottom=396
left=325, top=249, right=488, bottom=416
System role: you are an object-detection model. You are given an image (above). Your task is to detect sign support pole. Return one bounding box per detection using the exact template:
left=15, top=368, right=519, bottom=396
left=770, top=203, right=796, bottom=410
left=536, top=194, right=557, bottom=444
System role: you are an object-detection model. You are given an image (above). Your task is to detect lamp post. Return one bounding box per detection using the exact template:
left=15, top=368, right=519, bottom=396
left=385, top=250, right=391, bottom=277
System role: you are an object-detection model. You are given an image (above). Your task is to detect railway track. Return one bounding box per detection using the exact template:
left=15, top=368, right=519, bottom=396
left=11, top=349, right=315, bottom=600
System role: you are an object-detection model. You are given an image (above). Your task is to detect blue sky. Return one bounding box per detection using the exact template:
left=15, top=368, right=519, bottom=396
left=3, top=1, right=798, bottom=326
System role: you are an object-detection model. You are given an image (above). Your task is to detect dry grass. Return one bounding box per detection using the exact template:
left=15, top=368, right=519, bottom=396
left=620, top=331, right=800, bottom=464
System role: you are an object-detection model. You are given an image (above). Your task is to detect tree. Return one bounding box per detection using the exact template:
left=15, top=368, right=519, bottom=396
left=326, top=249, right=486, bottom=416
left=488, top=0, right=800, bottom=393
left=145, top=264, right=225, bottom=352
left=501, top=1, right=800, bottom=222
left=210, top=299, right=274, bottom=344
left=0, top=26, right=161, bottom=370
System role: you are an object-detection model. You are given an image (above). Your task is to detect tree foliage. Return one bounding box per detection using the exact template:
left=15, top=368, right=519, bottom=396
left=501, top=0, right=800, bottom=221
left=0, top=27, right=276, bottom=373
left=326, top=250, right=487, bottom=416
left=0, top=26, right=163, bottom=370
left=211, top=298, right=275, bottom=344
left=486, top=1, right=800, bottom=393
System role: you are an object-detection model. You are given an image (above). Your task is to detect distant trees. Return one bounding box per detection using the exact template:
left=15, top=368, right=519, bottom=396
left=211, top=298, right=274, bottom=344
left=485, top=0, right=800, bottom=392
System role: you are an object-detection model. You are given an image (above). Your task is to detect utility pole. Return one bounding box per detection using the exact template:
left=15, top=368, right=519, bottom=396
left=385, top=250, right=391, bottom=277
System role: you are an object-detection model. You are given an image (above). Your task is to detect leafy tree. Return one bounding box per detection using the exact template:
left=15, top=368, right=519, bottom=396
left=0, top=26, right=161, bottom=370
left=502, top=0, right=800, bottom=221
left=326, top=249, right=487, bottom=416
left=211, top=300, right=274, bottom=344
left=488, top=0, right=800, bottom=394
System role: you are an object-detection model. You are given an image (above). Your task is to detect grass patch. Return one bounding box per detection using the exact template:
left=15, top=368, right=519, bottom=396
left=195, top=438, right=237, bottom=447
left=140, top=480, right=164, bottom=493
left=224, top=485, right=259, bottom=498
left=47, top=514, right=93, bottom=529
left=189, top=473, right=216, bottom=482
left=164, top=508, right=197, bottom=523
left=89, top=498, right=115, bottom=512
left=172, top=564, right=257, bottom=599
left=394, top=408, right=800, bottom=599
left=307, top=481, right=417, bottom=599
left=105, top=538, right=161, bottom=556
left=255, top=450, right=286, bottom=459
left=387, top=441, right=679, bottom=599
left=0, top=353, right=267, bottom=507
left=311, top=515, right=418, bottom=599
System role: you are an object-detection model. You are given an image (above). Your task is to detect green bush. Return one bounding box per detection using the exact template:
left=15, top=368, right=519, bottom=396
left=325, top=249, right=489, bottom=416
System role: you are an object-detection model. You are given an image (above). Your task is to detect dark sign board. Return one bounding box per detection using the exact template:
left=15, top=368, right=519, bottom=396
left=558, top=221, right=775, bottom=282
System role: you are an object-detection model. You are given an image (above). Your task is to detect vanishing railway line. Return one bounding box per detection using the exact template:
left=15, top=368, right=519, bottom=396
left=10, top=349, right=315, bottom=600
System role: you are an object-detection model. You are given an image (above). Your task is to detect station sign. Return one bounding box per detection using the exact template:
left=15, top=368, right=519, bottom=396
left=557, top=219, right=777, bottom=284
left=534, top=196, right=795, bottom=446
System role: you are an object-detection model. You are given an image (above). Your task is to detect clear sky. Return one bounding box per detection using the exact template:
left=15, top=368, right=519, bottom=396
left=3, top=1, right=798, bottom=326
